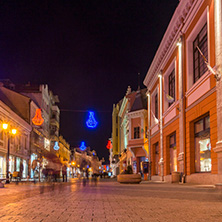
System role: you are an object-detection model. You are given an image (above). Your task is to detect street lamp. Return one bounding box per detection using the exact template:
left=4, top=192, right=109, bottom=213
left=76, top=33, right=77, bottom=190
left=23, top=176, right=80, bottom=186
left=71, top=161, right=76, bottom=178
left=2, top=123, right=17, bottom=184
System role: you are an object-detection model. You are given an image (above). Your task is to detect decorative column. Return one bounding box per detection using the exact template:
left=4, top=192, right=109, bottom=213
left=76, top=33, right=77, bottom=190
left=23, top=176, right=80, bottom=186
left=147, top=91, right=152, bottom=180
left=177, top=37, right=185, bottom=174
left=158, top=72, right=164, bottom=181
left=214, top=0, right=222, bottom=178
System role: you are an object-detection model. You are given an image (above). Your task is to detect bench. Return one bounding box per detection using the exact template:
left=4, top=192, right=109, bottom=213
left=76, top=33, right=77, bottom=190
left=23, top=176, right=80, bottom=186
left=0, top=175, right=7, bottom=188
left=12, top=171, right=21, bottom=182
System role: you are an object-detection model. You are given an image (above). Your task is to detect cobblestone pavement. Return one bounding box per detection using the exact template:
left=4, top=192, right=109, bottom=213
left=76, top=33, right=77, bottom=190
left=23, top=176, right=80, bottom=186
left=0, top=180, right=222, bottom=222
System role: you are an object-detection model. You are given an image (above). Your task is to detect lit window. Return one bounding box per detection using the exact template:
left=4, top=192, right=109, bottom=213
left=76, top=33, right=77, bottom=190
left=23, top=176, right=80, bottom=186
left=194, top=115, right=211, bottom=172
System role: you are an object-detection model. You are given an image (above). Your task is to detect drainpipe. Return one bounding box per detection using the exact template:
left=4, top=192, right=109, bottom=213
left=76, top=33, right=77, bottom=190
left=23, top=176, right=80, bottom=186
left=158, top=72, right=164, bottom=181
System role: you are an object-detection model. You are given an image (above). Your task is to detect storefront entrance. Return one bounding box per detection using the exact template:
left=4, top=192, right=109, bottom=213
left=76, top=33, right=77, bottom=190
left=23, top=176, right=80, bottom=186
left=0, top=156, right=4, bottom=178
left=169, top=133, right=177, bottom=174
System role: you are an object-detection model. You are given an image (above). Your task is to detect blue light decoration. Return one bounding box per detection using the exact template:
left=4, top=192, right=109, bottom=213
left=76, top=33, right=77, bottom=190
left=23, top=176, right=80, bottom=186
left=54, top=141, right=60, bottom=151
left=80, top=141, right=87, bottom=151
left=86, top=111, right=98, bottom=129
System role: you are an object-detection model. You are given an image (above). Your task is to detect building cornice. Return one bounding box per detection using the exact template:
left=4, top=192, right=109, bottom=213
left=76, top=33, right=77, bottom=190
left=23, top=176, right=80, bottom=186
left=143, top=0, right=196, bottom=89
left=0, top=100, right=32, bottom=132
left=128, top=109, right=147, bottom=118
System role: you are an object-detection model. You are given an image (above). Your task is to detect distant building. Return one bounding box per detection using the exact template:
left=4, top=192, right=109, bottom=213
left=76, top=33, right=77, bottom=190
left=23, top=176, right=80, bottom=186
left=71, top=146, right=102, bottom=177
left=0, top=80, right=62, bottom=179
left=111, top=87, right=147, bottom=176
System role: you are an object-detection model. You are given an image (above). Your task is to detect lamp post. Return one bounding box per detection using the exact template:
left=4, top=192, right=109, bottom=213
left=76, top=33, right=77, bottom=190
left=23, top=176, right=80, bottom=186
left=2, top=123, right=17, bottom=184
left=71, top=161, right=76, bottom=178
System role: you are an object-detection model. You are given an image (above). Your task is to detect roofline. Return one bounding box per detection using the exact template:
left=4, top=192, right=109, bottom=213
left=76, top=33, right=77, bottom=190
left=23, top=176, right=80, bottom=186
left=143, top=0, right=196, bottom=88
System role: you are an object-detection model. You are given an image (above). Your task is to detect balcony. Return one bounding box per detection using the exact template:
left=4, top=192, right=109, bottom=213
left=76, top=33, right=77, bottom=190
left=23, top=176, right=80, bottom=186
left=50, top=118, right=59, bottom=128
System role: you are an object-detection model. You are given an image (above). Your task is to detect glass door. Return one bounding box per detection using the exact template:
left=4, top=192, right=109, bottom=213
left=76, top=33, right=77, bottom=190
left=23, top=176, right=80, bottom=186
left=0, top=156, right=4, bottom=178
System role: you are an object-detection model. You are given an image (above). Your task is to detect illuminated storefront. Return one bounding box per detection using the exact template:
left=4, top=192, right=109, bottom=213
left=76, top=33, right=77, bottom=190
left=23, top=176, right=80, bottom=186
left=194, top=116, right=211, bottom=172
left=0, top=155, right=5, bottom=178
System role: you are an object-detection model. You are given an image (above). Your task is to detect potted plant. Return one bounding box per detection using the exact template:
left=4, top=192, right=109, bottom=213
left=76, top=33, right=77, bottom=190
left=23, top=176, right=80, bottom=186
left=117, top=165, right=141, bottom=184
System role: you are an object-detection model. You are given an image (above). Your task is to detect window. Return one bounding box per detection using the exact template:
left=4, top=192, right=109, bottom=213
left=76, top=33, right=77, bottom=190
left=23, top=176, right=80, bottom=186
left=168, top=69, right=175, bottom=107
left=169, top=133, right=177, bottom=174
left=134, top=127, right=140, bottom=139
left=145, top=126, right=148, bottom=138
left=155, top=93, right=158, bottom=118
left=194, top=115, right=211, bottom=172
left=193, top=23, right=208, bottom=83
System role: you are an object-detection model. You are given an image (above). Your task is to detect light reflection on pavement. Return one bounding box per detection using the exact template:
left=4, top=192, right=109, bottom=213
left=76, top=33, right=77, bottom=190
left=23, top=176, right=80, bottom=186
left=0, top=179, right=222, bottom=222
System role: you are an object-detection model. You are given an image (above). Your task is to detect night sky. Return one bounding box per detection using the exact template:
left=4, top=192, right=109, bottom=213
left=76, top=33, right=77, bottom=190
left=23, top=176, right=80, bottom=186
left=0, top=0, right=179, bottom=161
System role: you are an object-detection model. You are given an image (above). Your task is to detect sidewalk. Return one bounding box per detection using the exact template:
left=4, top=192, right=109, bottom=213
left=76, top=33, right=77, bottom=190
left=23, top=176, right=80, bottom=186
left=141, top=180, right=219, bottom=189
left=0, top=178, right=77, bottom=197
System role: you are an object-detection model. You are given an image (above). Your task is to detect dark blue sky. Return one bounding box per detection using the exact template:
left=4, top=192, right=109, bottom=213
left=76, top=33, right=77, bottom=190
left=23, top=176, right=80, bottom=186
left=0, top=0, right=179, bottom=161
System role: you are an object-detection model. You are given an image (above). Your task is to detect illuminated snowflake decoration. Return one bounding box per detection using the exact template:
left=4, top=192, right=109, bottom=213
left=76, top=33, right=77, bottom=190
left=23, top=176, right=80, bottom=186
left=80, top=141, right=87, bottom=151
left=86, top=111, right=98, bottom=129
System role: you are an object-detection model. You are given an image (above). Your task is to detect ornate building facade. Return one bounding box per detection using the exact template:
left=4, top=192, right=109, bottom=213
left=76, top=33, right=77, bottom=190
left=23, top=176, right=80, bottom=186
left=144, top=0, right=222, bottom=184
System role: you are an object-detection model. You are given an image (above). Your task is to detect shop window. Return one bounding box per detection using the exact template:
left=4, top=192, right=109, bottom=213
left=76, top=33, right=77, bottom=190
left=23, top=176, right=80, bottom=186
left=154, top=142, right=159, bottom=175
left=169, top=133, right=177, bottom=174
left=194, top=115, right=211, bottom=172
left=193, top=23, right=208, bottom=83
left=168, top=69, right=175, bottom=107
left=134, top=127, right=140, bottom=139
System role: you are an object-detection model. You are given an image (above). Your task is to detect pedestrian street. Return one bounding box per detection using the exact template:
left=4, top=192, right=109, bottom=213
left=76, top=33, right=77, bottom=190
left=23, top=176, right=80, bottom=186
left=0, top=180, right=222, bottom=222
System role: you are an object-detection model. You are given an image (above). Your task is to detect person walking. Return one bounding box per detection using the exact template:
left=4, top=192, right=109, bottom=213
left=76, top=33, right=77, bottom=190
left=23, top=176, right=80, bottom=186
left=19, top=161, right=24, bottom=181
left=62, top=165, right=67, bottom=182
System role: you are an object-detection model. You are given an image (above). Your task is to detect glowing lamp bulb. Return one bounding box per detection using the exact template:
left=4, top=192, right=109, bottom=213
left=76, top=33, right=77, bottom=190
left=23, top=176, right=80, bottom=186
left=11, top=129, right=17, bottom=135
left=2, top=123, right=8, bottom=130
left=177, top=42, right=182, bottom=47
left=158, top=74, right=162, bottom=78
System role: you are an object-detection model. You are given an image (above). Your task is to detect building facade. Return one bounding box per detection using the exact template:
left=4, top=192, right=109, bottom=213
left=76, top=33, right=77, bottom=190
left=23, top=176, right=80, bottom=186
left=144, top=0, right=222, bottom=184
left=0, top=81, right=63, bottom=179
left=111, top=87, right=148, bottom=176
left=0, top=99, right=31, bottom=179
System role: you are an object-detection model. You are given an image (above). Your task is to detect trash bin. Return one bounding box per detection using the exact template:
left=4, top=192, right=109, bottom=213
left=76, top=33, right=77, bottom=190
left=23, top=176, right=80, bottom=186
left=172, top=171, right=180, bottom=183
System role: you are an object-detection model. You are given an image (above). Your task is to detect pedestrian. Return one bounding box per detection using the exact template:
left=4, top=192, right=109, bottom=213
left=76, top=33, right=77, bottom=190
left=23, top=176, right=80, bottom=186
left=86, top=168, right=89, bottom=180
left=62, top=164, right=67, bottom=182
left=19, top=162, right=24, bottom=181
